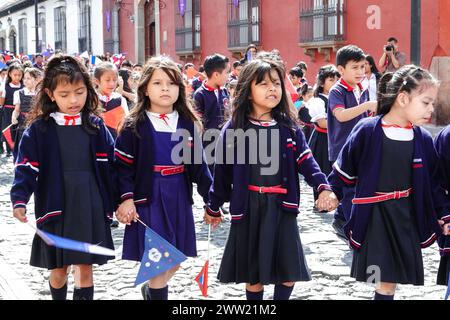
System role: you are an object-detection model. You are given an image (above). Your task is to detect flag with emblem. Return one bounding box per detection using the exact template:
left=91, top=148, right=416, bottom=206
left=2, top=124, right=14, bottom=149
left=134, top=224, right=187, bottom=286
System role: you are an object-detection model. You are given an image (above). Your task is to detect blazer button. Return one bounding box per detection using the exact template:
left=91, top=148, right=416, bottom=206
left=283, top=177, right=287, bottom=182
left=282, top=153, right=287, bottom=158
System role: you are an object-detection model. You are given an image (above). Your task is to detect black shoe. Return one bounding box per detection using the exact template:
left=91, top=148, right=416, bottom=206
left=332, top=218, right=348, bottom=241
left=141, top=283, right=150, bottom=300
left=110, top=220, right=119, bottom=228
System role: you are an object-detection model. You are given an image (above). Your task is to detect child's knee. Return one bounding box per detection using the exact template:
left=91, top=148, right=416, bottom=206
left=246, top=283, right=264, bottom=292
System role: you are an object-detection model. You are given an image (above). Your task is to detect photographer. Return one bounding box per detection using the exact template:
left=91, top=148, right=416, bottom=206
left=378, top=37, right=406, bottom=73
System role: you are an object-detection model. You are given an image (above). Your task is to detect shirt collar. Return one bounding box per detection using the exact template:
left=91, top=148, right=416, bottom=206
left=50, top=112, right=82, bottom=126
left=202, top=81, right=224, bottom=92
left=98, top=91, right=120, bottom=102
left=339, top=78, right=363, bottom=92
left=249, top=118, right=277, bottom=127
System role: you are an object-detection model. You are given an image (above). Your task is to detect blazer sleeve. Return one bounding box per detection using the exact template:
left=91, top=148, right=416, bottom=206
left=114, top=126, right=136, bottom=203
left=431, top=129, right=450, bottom=222
left=294, top=127, right=331, bottom=194
left=189, top=123, right=213, bottom=204
left=206, top=124, right=233, bottom=217
left=327, top=122, right=366, bottom=200
left=10, top=124, right=40, bottom=209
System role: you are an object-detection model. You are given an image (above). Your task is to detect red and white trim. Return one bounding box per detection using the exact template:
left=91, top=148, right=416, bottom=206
left=317, top=184, right=332, bottom=193
left=333, top=162, right=358, bottom=184
left=96, top=152, right=109, bottom=162
left=420, top=233, right=437, bottom=248
left=121, top=192, right=134, bottom=201
left=15, top=159, right=39, bottom=173
left=297, top=149, right=312, bottom=165
left=205, top=205, right=221, bottom=217
left=36, top=210, right=62, bottom=224
left=441, top=214, right=450, bottom=222
left=114, top=148, right=134, bottom=164
left=231, top=214, right=243, bottom=220
left=282, top=201, right=298, bottom=209
left=439, top=247, right=450, bottom=254
left=13, top=201, right=27, bottom=209
left=349, top=231, right=361, bottom=249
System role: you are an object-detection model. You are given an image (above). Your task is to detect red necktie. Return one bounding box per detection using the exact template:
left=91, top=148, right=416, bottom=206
left=63, top=115, right=80, bottom=126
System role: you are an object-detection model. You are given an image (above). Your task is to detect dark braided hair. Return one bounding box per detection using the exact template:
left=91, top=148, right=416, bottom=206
left=377, top=65, right=438, bottom=115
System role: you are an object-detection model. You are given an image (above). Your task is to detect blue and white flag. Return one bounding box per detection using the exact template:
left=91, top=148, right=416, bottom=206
left=134, top=227, right=187, bottom=286
left=31, top=225, right=115, bottom=257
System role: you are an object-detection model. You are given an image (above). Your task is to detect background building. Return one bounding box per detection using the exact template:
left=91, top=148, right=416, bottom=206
left=0, top=0, right=103, bottom=55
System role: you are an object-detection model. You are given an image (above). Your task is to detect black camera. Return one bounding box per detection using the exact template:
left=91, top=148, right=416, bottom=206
left=385, top=44, right=394, bottom=52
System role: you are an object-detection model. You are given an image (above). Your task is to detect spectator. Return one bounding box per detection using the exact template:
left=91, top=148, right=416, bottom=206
left=378, top=37, right=406, bottom=73
left=362, top=55, right=381, bottom=101
left=240, top=44, right=258, bottom=65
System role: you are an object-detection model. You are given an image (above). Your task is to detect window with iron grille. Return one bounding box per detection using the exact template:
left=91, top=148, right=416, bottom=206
left=227, top=0, right=260, bottom=49
left=299, top=0, right=345, bottom=44
left=37, top=12, right=46, bottom=53
left=175, top=0, right=201, bottom=54
left=54, top=6, right=67, bottom=52
left=18, top=18, right=27, bottom=54
left=78, top=0, right=92, bottom=53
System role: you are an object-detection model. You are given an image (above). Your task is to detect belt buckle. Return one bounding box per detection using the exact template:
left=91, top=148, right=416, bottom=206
left=259, top=186, right=264, bottom=193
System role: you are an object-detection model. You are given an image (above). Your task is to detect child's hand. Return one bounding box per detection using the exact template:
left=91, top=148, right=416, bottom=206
left=13, top=207, right=27, bottom=223
left=438, top=220, right=450, bottom=236
left=315, top=191, right=339, bottom=212
left=203, top=210, right=224, bottom=230
left=365, top=101, right=378, bottom=114
left=11, top=116, right=18, bottom=125
left=116, top=199, right=138, bottom=225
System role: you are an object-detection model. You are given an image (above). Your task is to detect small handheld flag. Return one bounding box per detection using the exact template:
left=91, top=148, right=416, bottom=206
left=195, top=224, right=211, bottom=297
left=134, top=219, right=187, bottom=286
left=2, top=124, right=15, bottom=149
left=28, top=224, right=116, bottom=256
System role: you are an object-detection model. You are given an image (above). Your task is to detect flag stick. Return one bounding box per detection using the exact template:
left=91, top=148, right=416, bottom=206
left=136, top=218, right=150, bottom=229
left=207, top=223, right=211, bottom=262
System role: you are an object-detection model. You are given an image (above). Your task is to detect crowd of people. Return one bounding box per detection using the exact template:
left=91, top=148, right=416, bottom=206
left=1, top=37, right=449, bottom=301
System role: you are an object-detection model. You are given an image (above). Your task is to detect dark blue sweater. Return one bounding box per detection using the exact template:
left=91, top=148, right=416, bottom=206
left=10, top=116, right=117, bottom=226
left=328, top=116, right=449, bottom=251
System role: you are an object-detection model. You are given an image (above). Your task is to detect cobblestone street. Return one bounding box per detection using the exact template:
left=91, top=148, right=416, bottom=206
left=0, top=156, right=446, bottom=300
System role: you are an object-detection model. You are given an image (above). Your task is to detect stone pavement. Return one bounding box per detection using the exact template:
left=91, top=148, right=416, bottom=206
left=0, top=153, right=447, bottom=301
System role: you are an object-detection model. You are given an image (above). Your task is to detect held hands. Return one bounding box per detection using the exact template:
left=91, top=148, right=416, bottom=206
left=315, top=190, right=339, bottom=212
left=13, top=207, right=28, bottom=223
left=115, top=199, right=139, bottom=225
left=203, top=209, right=224, bottom=230
left=438, top=220, right=450, bottom=236
left=11, top=115, right=18, bottom=125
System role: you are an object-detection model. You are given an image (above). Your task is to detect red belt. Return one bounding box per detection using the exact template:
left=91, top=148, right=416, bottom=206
left=153, top=165, right=185, bottom=176
left=352, top=188, right=412, bottom=204
left=248, top=184, right=288, bottom=194
left=314, top=124, right=328, bottom=134
left=3, top=105, right=15, bottom=109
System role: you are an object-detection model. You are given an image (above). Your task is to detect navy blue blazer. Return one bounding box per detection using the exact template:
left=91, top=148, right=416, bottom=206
left=328, top=116, right=449, bottom=250
left=205, top=120, right=332, bottom=221
left=434, top=125, right=450, bottom=257
left=114, top=114, right=212, bottom=206
left=10, top=116, right=117, bottom=226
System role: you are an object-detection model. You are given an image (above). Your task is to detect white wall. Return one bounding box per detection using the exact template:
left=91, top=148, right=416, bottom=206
left=0, top=0, right=103, bottom=55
